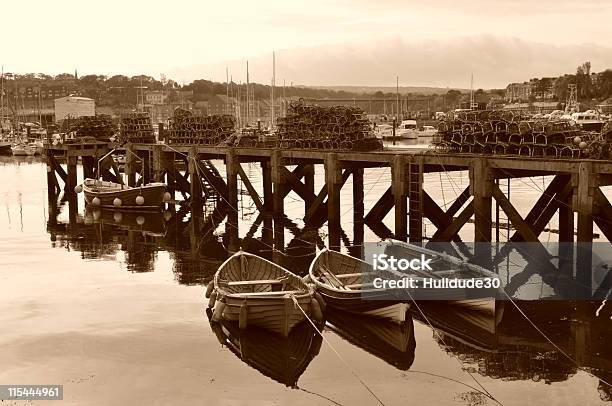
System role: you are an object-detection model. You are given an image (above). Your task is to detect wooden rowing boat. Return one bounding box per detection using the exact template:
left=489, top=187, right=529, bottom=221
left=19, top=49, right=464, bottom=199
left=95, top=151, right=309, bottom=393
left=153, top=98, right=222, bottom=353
left=326, top=308, right=416, bottom=370
left=207, top=313, right=323, bottom=387
left=308, top=248, right=410, bottom=322
left=384, top=239, right=502, bottom=314
left=79, top=178, right=167, bottom=210
left=208, top=251, right=322, bottom=337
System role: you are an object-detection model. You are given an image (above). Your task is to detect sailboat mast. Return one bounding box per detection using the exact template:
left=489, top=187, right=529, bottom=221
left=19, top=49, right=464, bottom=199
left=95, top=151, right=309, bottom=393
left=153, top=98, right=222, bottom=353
left=470, top=73, right=474, bottom=109
left=226, top=67, right=229, bottom=115
left=271, top=51, right=275, bottom=129
left=396, top=76, right=400, bottom=120
left=246, top=61, right=250, bottom=126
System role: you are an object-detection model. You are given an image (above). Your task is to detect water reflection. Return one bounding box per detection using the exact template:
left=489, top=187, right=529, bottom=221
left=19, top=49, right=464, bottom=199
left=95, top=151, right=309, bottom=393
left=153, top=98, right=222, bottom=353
left=326, top=308, right=416, bottom=370
left=414, top=300, right=612, bottom=395
left=207, top=309, right=323, bottom=387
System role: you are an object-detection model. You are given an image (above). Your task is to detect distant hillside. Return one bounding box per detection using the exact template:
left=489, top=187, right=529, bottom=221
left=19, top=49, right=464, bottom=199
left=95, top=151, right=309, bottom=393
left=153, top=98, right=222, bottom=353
left=301, top=85, right=472, bottom=96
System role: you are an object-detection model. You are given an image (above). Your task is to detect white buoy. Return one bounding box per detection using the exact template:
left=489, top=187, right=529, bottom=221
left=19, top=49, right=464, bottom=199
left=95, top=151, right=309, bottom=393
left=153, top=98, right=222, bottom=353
left=574, top=136, right=582, bottom=145
left=163, top=192, right=172, bottom=202
left=136, top=216, right=145, bottom=226
left=113, top=211, right=123, bottom=223
left=579, top=141, right=587, bottom=150
left=113, top=197, right=122, bottom=207
left=74, top=184, right=83, bottom=193
left=135, top=195, right=145, bottom=205
left=92, top=197, right=101, bottom=206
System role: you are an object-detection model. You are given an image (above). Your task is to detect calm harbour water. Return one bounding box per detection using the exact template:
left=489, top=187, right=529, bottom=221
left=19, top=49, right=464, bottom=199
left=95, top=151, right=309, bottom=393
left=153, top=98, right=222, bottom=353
left=0, top=153, right=611, bottom=406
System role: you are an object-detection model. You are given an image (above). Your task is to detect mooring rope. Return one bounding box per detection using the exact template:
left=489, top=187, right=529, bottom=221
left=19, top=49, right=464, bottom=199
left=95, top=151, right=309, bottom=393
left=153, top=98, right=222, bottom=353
left=500, top=289, right=612, bottom=388
left=290, top=296, right=387, bottom=406
left=404, top=291, right=503, bottom=405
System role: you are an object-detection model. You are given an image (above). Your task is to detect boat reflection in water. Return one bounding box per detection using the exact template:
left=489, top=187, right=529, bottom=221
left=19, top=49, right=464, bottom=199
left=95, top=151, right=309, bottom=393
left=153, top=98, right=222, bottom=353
left=325, top=307, right=416, bottom=370
left=207, top=309, right=323, bottom=387
left=414, top=300, right=612, bottom=396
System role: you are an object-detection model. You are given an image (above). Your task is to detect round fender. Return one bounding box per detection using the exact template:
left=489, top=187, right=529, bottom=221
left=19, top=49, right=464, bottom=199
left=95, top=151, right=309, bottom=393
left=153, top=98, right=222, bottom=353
left=211, top=300, right=226, bottom=322
left=205, top=281, right=214, bottom=299
left=208, top=291, right=218, bottom=308
left=313, top=292, right=327, bottom=312
left=239, top=301, right=248, bottom=330
left=310, top=298, right=324, bottom=323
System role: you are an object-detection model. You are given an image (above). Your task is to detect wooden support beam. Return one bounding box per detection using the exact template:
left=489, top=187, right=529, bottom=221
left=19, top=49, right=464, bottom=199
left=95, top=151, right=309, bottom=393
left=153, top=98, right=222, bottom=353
left=304, top=168, right=352, bottom=225
left=353, top=167, right=365, bottom=258
left=431, top=201, right=474, bottom=242
left=189, top=147, right=202, bottom=210
left=492, top=184, right=555, bottom=264
left=82, top=156, right=95, bottom=179
left=142, top=150, right=151, bottom=185
left=364, top=187, right=394, bottom=224
left=152, top=145, right=164, bottom=183
left=66, top=156, right=77, bottom=195
left=226, top=150, right=240, bottom=253
left=470, top=159, right=493, bottom=242
left=574, top=162, right=595, bottom=298
left=46, top=153, right=59, bottom=201
left=392, top=155, right=408, bottom=242
left=262, top=160, right=273, bottom=247
left=237, top=163, right=264, bottom=212
left=408, top=158, right=424, bottom=243
left=492, top=185, right=540, bottom=243
left=594, top=189, right=612, bottom=242
left=51, top=156, right=67, bottom=183
left=271, top=150, right=285, bottom=255
left=304, top=164, right=315, bottom=209
left=283, top=167, right=316, bottom=204
left=326, top=153, right=342, bottom=251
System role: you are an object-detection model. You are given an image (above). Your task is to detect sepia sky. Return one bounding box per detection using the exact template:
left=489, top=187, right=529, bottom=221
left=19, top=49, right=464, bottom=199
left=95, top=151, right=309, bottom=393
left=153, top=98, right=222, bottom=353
left=2, top=0, right=611, bottom=88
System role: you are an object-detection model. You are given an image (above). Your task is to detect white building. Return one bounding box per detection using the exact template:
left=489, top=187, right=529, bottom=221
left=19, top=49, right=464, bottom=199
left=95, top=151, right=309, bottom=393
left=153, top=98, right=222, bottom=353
left=54, top=96, right=95, bottom=122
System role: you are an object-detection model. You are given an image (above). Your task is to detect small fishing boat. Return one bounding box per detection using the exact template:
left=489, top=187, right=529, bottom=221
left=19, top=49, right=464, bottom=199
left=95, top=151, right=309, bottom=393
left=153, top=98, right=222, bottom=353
left=78, top=178, right=168, bottom=211
left=207, top=313, right=323, bottom=387
left=308, top=248, right=411, bottom=322
left=11, top=143, right=36, bottom=156
left=207, top=251, right=322, bottom=337
left=326, top=308, right=416, bottom=370
left=384, top=239, right=502, bottom=314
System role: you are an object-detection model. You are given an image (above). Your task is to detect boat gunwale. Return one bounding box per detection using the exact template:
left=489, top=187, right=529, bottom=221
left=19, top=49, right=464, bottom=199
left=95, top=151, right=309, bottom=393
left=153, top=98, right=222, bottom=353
left=215, top=251, right=312, bottom=299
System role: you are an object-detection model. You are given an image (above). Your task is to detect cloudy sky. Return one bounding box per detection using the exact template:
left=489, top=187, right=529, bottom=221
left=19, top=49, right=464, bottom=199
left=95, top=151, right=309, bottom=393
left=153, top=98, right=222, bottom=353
left=2, top=0, right=611, bottom=88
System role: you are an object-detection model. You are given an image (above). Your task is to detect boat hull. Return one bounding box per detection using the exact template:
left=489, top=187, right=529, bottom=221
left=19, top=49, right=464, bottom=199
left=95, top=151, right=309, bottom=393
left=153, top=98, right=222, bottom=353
left=213, top=251, right=316, bottom=337
left=309, top=249, right=409, bottom=322
left=82, top=179, right=166, bottom=210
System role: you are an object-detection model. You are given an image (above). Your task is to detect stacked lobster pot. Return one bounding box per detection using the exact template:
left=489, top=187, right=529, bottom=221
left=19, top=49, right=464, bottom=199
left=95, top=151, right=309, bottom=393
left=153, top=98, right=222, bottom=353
left=433, top=110, right=609, bottom=159
left=66, top=114, right=117, bottom=142
left=119, top=112, right=155, bottom=144
left=166, top=109, right=236, bottom=145
left=276, top=101, right=381, bottom=151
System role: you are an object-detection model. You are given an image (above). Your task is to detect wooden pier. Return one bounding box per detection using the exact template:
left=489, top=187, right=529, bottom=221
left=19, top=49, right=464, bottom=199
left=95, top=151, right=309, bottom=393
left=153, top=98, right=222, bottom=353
left=45, top=141, right=612, bottom=295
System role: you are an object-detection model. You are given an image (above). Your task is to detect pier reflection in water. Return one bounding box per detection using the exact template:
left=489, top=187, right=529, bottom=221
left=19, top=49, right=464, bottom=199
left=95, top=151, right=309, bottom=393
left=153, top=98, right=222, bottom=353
left=2, top=156, right=611, bottom=404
